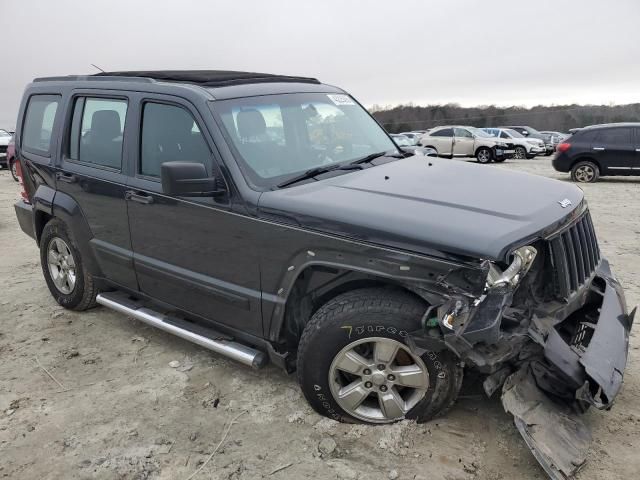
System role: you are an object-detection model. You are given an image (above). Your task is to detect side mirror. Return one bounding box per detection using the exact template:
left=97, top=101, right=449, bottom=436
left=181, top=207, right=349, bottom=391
left=161, top=162, right=225, bottom=197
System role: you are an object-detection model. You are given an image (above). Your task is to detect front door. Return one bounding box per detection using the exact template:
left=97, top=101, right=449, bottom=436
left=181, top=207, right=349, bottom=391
left=453, top=127, right=475, bottom=156
left=591, top=127, right=636, bottom=173
left=56, top=92, right=138, bottom=290
left=126, top=97, right=263, bottom=337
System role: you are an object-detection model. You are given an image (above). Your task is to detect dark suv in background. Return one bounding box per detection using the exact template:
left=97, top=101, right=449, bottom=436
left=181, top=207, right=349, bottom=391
left=12, top=71, right=634, bottom=478
left=553, top=123, right=640, bottom=182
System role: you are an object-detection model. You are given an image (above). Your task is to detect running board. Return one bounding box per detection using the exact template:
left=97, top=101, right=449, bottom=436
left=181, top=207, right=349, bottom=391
left=96, top=292, right=267, bottom=369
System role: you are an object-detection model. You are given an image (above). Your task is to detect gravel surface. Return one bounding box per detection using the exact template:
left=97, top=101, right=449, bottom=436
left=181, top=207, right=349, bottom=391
left=0, top=157, right=638, bottom=480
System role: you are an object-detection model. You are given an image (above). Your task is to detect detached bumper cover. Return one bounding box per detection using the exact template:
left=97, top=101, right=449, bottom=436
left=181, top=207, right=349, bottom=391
left=545, top=260, right=634, bottom=408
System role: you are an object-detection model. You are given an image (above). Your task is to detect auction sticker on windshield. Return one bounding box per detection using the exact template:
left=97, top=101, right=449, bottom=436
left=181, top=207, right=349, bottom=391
left=327, top=94, right=355, bottom=106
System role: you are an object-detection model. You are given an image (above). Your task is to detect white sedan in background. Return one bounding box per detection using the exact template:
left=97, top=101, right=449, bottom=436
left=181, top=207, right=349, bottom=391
left=483, top=127, right=546, bottom=159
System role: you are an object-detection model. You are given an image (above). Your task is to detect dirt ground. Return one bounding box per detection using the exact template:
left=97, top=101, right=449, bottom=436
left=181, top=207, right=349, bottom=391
left=0, top=157, right=638, bottom=480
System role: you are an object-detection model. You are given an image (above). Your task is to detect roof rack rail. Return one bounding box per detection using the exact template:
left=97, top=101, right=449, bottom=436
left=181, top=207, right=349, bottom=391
left=93, top=70, right=321, bottom=87
left=34, top=75, right=154, bottom=84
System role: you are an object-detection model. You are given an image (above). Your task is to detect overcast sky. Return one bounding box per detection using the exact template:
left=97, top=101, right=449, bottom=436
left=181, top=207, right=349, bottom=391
left=2, top=0, right=640, bottom=128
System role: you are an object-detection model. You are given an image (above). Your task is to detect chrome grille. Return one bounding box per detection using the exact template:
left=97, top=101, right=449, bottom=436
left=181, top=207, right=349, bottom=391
left=548, top=211, right=600, bottom=299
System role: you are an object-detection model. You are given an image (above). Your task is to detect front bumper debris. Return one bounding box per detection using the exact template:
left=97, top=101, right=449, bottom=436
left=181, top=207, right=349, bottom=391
left=502, top=260, right=635, bottom=478
left=502, top=367, right=591, bottom=479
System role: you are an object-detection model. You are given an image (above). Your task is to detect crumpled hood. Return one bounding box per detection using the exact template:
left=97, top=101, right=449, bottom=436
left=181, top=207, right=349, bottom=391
left=258, top=156, right=584, bottom=261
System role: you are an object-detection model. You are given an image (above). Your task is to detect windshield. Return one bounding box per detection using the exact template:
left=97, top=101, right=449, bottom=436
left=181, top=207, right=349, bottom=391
left=468, top=127, right=492, bottom=138
left=505, top=129, right=524, bottom=138
left=0, top=130, right=11, bottom=138
left=211, top=93, right=398, bottom=188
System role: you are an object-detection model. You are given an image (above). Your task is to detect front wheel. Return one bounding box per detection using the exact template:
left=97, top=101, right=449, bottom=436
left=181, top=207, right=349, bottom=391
left=297, top=288, right=463, bottom=424
left=476, top=147, right=492, bottom=164
left=513, top=146, right=527, bottom=160
left=40, top=219, right=99, bottom=310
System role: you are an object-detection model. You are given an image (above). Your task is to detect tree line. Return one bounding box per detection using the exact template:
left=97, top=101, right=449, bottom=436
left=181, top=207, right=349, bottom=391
left=370, top=103, right=640, bottom=133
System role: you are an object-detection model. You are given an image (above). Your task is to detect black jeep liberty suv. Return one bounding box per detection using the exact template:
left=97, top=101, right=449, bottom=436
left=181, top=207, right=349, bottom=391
left=13, top=71, right=635, bottom=478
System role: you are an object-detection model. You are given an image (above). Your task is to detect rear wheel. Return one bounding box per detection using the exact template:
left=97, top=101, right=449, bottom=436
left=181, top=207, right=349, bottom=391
left=40, top=219, right=98, bottom=310
left=297, top=288, right=463, bottom=424
left=571, top=161, right=599, bottom=183
left=9, top=160, right=19, bottom=182
left=476, top=147, right=492, bottom=164
left=513, top=146, right=527, bottom=159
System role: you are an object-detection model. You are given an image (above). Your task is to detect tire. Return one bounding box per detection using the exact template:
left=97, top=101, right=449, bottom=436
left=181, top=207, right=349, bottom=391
left=476, top=147, right=492, bottom=164
left=9, top=160, right=19, bottom=182
left=571, top=161, right=599, bottom=183
left=297, top=288, right=463, bottom=424
left=513, top=146, right=526, bottom=160
left=40, top=218, right=98, bottom=310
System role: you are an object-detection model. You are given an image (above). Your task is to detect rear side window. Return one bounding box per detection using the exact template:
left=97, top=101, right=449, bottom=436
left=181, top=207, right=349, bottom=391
left=22, top=94, right=60, bottom=155
left=594, top=128, right=632, bottom=146
left=69, top=97, right=128, bottom=169
left=140, top=102, right=209, bottom=178
left=431, top=128, right=453, bottom=137
left=454, top=128, right=473, bottom=138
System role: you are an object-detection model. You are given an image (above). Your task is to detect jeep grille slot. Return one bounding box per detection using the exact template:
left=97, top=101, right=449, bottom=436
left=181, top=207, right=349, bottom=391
left=548, top=211, right=600, bottom=299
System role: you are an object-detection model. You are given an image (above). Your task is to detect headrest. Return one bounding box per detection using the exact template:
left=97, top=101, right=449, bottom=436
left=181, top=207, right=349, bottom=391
left=236, top=109, right=266, bottom=139
left=91, top=110, right=121, bottom=138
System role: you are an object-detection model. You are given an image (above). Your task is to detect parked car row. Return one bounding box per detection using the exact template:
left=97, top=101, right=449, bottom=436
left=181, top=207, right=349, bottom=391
left=417, top=125, right=515, bottom=163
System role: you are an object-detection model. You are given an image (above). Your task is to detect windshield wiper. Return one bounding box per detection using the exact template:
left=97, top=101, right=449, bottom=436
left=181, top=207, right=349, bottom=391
left=349, top=150, right=406, bottom=166
left=276, top=163, right=367, bottom=189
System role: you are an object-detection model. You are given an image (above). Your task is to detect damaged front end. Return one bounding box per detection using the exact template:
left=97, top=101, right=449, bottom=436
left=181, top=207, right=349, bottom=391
left=410, top=208, right=636, bottom=478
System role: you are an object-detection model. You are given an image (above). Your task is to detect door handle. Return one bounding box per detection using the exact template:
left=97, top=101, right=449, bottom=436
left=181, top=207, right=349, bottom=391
left=592, top=147, right=605, bottom=151
left=56, top=172, right=77, bottom=183
left=125, top=190, right=154, bottom=205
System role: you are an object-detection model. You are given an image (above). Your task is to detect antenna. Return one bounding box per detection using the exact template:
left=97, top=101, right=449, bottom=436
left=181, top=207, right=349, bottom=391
left=90, top=64, right=106, bottom=73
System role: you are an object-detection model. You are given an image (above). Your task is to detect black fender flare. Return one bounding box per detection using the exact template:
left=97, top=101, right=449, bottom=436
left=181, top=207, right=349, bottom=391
left=42, top=189, right=103, bottom=278
left=265, top=246, right=487, bottom=343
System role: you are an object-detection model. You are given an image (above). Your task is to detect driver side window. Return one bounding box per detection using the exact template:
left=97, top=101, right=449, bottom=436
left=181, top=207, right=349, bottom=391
left=140, top=102, right=210, bottom=178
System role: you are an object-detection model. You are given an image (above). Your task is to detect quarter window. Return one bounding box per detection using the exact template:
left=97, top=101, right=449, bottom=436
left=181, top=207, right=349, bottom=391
left=69, top=97, right=128, bottom=169
left=431, top=128, right=453, bottom=137
left=22, top=95, right=60, bottom=155
left=140, top=102, right=209, bottom=178
left=595, top=128, right=632, bottom=146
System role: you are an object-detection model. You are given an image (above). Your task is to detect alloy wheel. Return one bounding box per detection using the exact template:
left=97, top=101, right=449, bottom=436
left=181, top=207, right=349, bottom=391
left=477, top=149, right=491, bottom=163
left=514, top=147, right=526, bottom=159
left=328, top=337, right=429, bottom=423
left=47, top=237, right=77, bottom=294
left=574, top=165, right=595, bottom=183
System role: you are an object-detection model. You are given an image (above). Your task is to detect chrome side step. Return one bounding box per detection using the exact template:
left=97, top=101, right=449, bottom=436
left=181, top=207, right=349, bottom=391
left=96, top=292, right=267, bottom=369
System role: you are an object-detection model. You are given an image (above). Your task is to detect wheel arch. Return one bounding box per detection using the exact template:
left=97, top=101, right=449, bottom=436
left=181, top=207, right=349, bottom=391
left=41, top=189, right=103, bottom=277
left=266, top=248, right=486, bottom=351
left=474, top=145, right=492, bottom=156
left=570, top=156, right=601, bottom=171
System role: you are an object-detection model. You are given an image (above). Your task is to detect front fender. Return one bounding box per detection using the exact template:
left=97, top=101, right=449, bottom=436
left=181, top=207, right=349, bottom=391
left=265, top=244, right=486, bottom=342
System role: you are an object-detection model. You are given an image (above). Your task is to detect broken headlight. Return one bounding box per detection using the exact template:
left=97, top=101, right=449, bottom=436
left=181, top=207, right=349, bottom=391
left=486, top=246, right=537, bottom=289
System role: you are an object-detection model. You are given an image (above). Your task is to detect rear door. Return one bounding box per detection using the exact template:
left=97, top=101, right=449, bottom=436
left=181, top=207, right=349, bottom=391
left=56, top=91, right=137, bottom=290
left=126, top=95, right=263, bottom=337
left=427, top=128, right=453, bottom=155
left=591, top=127, right=635, bottom=173
left=634, top=128, right=640, bottom=170
left=453, top=127, right=475, bottom=156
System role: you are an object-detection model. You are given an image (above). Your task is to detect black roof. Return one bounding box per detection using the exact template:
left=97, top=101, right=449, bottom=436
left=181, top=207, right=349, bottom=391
left=93, top=70, right=321, bottom=87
